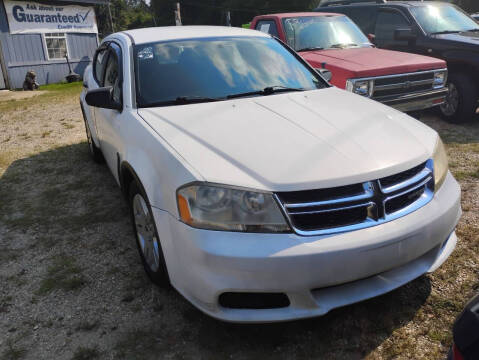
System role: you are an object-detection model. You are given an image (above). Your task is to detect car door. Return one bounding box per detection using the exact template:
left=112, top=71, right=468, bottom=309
left=95, top=42, right=123, bottom=176
left=374, top=8, right=413, bottom=52
left=338, top=6, right=377, bottom=36
left=87, top=44, right=110, bottom=141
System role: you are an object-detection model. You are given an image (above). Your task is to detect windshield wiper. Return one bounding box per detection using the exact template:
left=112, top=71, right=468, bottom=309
left=430, top=30, right=461, bottom=35
left=329, top=43, right=359, bottom=49
left=296, top=46, right=324, bottom=52
left=142, top=96, right=223, bottom=107
left=226, top=86, right=305, bottom=99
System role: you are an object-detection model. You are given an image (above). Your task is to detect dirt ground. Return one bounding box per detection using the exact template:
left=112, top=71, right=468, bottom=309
left=0, top=90, right=46, bottom=102
left=0, top=84, right=478, bottom=360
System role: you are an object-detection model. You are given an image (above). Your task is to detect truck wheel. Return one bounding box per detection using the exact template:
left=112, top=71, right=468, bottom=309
left=129, top=180, right=170, bottom=287
left=81, top=104, right=104, bottom=163
left=439, top=73, right=478, bottom=123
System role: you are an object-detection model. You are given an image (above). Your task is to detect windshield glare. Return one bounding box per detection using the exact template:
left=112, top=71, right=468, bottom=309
left=134, top=37, right=325, bottom=107
left=411, top=4, right=479, bottom=34
left=283, top=15, right=371, bottom=51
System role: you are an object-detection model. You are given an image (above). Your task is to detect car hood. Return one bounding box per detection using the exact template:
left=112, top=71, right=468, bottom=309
left=433, top=31, right=479, bottom=48
left=138, top=87, right=437, bottom=192
left=301, top=47, right=446, bottom=78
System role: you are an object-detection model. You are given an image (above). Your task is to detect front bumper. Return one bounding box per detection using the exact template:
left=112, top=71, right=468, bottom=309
left=375, top=88, right=448, bottom=112
left=153, top=172, right=461, bottom=323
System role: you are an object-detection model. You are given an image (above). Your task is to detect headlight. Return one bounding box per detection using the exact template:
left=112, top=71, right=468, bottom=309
left=433, top=137, right=448, bottom=191
left=177, top=184, right=291, bottom=233
left=433, top=70, right=447, bottom=89
left=346, top=79, right=373, bottom=97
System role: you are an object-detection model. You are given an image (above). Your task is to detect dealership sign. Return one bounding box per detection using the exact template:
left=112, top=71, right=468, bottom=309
left=4, top=1, right=98, bottom=34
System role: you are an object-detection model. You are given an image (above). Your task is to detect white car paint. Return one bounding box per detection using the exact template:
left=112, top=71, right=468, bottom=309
left=139, top=88, right=437, bottom=193
left=80, top=26, right=461, bottom=323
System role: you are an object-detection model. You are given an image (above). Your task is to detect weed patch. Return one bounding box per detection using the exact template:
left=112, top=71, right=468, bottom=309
left=36, top=256, right=86, bottom=295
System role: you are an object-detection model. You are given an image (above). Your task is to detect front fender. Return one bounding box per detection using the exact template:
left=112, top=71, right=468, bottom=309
left=120, top=116, right=202, bottom=216
left=442, top=50, right=479, bottom=73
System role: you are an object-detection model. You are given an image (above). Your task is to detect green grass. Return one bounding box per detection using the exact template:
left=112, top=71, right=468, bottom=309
left=452, top=167, right=479, bottom=180
left=62, top=123, right=76, bottom=130
left=0, top=142, right=127, bottom=231
left=36, top=255, right=86, bottom=295
left=38, top=82, right=82, bottom=92
left=0, top=82, right=82, bottom=113
left=428, top=329, right=452, bottom=345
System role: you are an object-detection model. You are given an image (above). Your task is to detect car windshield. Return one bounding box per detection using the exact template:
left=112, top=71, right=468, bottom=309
left=410, top=4, right=479, bottom=34
left=282, top=15, right=372, bottom=52
left=134, top=37, right=326, bottom=107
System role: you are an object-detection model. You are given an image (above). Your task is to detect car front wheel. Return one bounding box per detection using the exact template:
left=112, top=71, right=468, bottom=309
left=440, top=73, right=478, bottom=123
left=129, top=180, right=170, bottom=287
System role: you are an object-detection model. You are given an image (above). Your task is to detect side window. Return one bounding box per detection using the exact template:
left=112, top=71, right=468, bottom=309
left=342, top=7, right=377, bottom=35
left=375, top=9, right=410, bottom=44
left=94, top=47, right=109, bottom=86
left=255, top=20, right=279, bottom=37
left=103, top=47, right=122, bottom=104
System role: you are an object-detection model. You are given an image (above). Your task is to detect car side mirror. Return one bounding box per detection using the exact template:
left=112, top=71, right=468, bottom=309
left=85, top=87, right=122, bottom=110
left=367, top=33, right=376, bottom=44
left=394, top=28, right=417, bottom=41
left=317, top=68, right=332, bottom=82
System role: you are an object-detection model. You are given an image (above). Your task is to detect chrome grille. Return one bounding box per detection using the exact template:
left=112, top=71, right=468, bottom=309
left=275, top=160, right=434, bottom=236
left=363, top=70, right=444, bottom=100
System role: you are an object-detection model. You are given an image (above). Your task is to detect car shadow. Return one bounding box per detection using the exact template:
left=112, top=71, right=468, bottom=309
left=0, top=141, right=432, bottom=359
left=420, top=109, right=479, bottom=145
left=183, top=276, right=432, bottom=359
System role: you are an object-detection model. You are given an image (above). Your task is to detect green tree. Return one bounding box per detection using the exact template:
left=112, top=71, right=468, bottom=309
left=149, top=0, right=318, bottom=27
left=96, top=0, right=155, bottom=38
left=98, top=0, right=477, bottom=38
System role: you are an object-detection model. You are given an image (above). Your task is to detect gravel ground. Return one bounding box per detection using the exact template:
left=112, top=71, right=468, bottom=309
left=0, top=84, right=478, bottom=360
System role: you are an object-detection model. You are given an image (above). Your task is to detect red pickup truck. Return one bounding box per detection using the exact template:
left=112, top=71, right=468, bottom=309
left=251, top=12, right=448, bottom=113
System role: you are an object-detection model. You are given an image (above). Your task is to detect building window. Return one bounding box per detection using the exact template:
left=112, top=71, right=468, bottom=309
left=44, top=33, right=68, bottom=60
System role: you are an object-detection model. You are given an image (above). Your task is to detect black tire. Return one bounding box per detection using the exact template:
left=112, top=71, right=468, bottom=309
left=129, top=180, right=170, bottom=287
left=80, top=103, right=104, bottom=163
left=439, top=72, right=478, bottom=123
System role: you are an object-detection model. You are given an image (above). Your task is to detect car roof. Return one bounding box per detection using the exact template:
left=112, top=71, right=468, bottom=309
left=256, top=12, right=342, bottom=19
left=318, top=0, right=450, bottom=8
left=122, top=26, right=270, bottom=45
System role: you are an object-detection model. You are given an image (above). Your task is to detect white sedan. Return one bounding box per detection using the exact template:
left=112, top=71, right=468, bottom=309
left=80, top=26, right=461, bottom=323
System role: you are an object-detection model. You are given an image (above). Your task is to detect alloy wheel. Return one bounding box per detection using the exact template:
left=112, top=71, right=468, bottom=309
left=132, top=194, right=160, bottom=272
